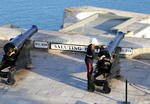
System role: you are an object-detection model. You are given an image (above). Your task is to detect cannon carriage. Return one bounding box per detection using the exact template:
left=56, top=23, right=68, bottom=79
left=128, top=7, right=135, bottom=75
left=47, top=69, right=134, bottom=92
left=0, top=25, right=38, bottom=85
left=94, top=31, right=125, bottom=93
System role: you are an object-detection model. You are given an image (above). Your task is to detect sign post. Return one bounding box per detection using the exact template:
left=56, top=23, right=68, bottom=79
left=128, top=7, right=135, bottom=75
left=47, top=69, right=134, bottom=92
left=122, top=79, right=130, bottom=104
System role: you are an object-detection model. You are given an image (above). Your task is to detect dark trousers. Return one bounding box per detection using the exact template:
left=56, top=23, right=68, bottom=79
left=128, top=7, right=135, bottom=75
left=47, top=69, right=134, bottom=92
left=85, top=58, right=94, bottom=88
left=85, top=58, right=93, bottom=80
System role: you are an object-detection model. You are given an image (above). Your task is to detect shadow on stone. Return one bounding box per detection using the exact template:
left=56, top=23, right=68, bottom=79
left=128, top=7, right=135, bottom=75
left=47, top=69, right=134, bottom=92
left=76, top=101, right=88, bottom=104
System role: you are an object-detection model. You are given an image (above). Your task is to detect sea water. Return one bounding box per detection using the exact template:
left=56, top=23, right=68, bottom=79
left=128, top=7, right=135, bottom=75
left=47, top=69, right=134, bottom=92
left=0, top=0, right=150, bottom=30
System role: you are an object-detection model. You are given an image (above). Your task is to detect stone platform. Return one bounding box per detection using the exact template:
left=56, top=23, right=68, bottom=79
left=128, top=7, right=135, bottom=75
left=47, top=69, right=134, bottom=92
left=0, top=50, right=150, bottom=104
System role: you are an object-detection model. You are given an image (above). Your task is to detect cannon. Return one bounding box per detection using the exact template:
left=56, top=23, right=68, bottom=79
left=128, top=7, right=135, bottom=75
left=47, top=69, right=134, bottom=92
left=0, top=25, right=38, bottom=85
left=4, top=25, right=38, bottom=56
left=94, top=31, right=125, bottom=93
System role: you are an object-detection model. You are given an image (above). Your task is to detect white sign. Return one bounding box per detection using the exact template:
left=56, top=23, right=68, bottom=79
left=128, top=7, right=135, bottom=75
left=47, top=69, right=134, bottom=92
left=34, top=41, right=48, bottom=48
left=51, top=43, right=87, bottom=52
left=51, top=43, right=132, bottom=55
left=120, top=48, right=132, bottom=55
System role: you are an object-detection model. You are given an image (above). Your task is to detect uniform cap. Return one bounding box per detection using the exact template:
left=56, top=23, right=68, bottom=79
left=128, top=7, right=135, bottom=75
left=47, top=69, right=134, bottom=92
left=89, top=38, right=99, bottom=45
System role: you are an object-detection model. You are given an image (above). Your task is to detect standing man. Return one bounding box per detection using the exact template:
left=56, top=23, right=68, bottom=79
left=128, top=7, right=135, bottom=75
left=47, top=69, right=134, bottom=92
left=85, top=38, right=98, bottom=92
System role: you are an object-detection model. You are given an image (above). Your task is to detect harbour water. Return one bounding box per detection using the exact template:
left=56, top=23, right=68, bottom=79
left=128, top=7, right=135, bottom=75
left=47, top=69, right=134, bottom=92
left=0, top=0, right=150, bottom=30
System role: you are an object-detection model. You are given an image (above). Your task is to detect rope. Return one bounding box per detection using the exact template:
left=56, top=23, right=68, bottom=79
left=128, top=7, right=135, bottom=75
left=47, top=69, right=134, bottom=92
left=129, top=83, right=150, bottom=95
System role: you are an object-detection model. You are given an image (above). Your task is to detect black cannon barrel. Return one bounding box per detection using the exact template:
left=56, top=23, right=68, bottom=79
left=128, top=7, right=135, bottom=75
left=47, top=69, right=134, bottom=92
left=107, top=31, right=125, bottom=56
left=4, top=25, right=38, bottom=54
left=98, top=31, right=125, bottom=60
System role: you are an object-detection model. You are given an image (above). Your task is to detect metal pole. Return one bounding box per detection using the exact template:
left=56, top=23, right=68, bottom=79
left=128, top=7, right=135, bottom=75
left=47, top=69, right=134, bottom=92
left=126, top=79, right=128, bottom=103
left=122, top=79, right=130, bottom=104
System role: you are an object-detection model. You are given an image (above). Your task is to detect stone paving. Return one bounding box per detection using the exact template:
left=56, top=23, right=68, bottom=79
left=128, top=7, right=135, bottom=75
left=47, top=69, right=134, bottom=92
left=0, top=50, right=150, bottom=104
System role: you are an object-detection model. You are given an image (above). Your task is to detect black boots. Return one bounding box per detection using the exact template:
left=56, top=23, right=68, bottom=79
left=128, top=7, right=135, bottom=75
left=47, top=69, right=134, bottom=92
left=88, top=77, right=95, bottom=92
left=88, top=82, right=95, bottom=92
left=7, top=68, right=16, bottom=85
left=94, top=80, right=111, bottom=94
left=102, top=81, right=111, bottom=94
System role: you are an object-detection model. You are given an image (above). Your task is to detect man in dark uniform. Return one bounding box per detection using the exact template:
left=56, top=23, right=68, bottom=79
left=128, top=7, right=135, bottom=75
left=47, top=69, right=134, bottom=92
left=85, top=38, right=98, bottom=92
left=0, top=47, right=17, bottom=85
left=94, top=53, right=111, bottom=94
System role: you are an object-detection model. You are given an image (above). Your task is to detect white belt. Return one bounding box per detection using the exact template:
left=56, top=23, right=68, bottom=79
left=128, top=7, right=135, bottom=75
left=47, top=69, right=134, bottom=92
left=86, top=54, right=92, bottom=58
